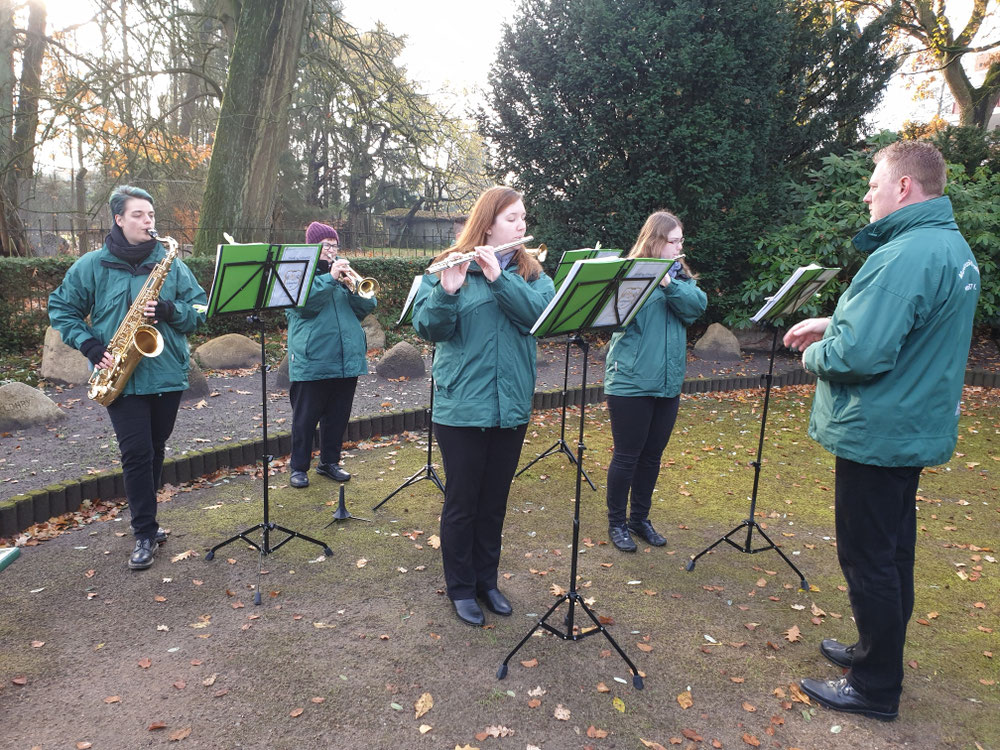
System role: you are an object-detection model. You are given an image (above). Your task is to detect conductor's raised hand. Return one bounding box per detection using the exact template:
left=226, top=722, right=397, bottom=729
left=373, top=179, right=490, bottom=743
left=473, top=245, right=502, bottom=282
left=783, top=317, right=830, bottom=352
left=440, top=260, right=470, bottom=295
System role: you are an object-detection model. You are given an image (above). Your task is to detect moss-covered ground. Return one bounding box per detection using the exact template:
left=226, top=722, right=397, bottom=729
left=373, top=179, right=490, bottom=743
left=0, top=386, right=997, bottom=749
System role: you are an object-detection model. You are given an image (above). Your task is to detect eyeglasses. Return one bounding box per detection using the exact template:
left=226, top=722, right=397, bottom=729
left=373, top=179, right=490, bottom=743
left=665, top=237, right=684, bottom=246
left=320, top=241, right=339, bottom=250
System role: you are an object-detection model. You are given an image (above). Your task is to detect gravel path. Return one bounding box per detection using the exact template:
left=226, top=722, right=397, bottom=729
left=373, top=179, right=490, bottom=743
left=1, top=341, right=802, bottom=498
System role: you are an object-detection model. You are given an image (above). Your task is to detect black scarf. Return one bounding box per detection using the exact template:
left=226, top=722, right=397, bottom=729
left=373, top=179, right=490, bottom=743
left=105, top=223, right=158, bottom=266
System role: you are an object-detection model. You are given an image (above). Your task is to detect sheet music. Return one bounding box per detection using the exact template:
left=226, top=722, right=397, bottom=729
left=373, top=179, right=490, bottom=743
left=268, top=245, right=320, bottom=307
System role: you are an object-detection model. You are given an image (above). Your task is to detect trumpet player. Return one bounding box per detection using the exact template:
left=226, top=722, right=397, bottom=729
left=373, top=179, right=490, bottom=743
left=286, top=222, right=376, bottom=489
left=48, top=185, right=207, bottom=570
left=412, top=187, right=555, bottom=626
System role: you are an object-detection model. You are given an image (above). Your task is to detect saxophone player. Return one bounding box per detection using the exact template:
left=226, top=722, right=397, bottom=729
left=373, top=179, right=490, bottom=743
left=48, top=186, right=207, bottom=571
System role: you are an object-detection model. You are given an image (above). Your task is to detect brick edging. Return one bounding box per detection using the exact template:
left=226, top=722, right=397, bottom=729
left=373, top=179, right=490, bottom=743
left=2, top=368, right=998, bottom=539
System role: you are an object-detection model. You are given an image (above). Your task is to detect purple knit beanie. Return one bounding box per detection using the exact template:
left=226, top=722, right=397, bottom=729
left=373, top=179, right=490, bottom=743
left=306, top=222, right=339, bottom=244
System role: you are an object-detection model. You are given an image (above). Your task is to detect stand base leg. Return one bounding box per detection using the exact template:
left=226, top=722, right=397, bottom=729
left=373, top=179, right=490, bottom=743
left=497, top=591, right=644, bottom=689
left=372, top=464, right=445, bottom=511
left=515, top=439, right=596, bottom=491
left=206, top=522, right=333, bottom=604
left=686, top=518, right=808, bottom=590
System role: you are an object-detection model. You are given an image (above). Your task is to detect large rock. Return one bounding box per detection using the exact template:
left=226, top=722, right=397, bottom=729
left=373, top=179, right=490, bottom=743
left=0, top=382, right=66, bottom=431
left=181, top=358, right=210, bottom=402
left=194, top=333, right=260, bottom=370
left=272, top=355, right=291, bottom=390
left=361, top=314, right=385, bottom=351
left=693, top=323, right=742, bottom=361
left=732, top=325, right=777, bottom=353
left=40, top=326, right=92, bottom=385
left=376, top=342, right=426, bottom=380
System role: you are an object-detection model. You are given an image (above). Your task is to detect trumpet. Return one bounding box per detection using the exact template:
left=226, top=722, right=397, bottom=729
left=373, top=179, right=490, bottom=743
left=425, top=236, right=543, bottom=274
left=339, top=263, right=380, bottom=299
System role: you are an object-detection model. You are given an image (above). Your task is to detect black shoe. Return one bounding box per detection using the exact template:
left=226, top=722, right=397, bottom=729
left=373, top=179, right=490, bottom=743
left=609, top=524, right=637, bottom=552
left=799, top=677, right=898, bottom=722
left=628, top=519, right=666, bottom=547
left=452, top=598, right=485, bottom=626
left=820, top=639, right=856, bottom=669
left=316, top=463, right=350, bottom=482
left=128, top=538, right=156, bottom=570
left=154, top=527, right=167, bottom=544
left=478, top=588, right=512, bottom=616
left=289, top=471, right=309, bottom=488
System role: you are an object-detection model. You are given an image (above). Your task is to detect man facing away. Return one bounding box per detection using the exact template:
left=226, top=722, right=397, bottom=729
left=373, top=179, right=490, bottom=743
left=784, top=141, right=980, bottom=721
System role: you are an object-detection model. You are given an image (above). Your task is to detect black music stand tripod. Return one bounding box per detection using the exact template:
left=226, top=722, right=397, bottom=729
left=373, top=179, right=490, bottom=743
left=685, top=326, right=808, bottom=589
left=201, top=243, right=332, bottom=604
left=515, top=335, right=596, bottom=490
left=498, top=256, right=671, bottom=689
left=373, top=279, right=446, bottom=511
left=498, top=336, right=643, bottom=687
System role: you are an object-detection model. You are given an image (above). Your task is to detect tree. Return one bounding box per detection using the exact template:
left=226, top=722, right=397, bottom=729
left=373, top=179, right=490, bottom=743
left=846, top=0, right=1000, bottom=129
left=0, top=0, right=46, bottom=256
left=481, top=0, right=897, bottom=317
left=194, top=0, right=308, bottom=254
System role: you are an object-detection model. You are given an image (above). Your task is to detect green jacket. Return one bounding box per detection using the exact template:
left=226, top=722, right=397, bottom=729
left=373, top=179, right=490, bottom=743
left=285, top=272, right=376, bottom=381
left=604, top=278, right=707, bottom=397
left=413, top=267, right=555, bottom=428
left=48, top=243, right=207, bottom=395
left=805, top=196, right=980, bottom=467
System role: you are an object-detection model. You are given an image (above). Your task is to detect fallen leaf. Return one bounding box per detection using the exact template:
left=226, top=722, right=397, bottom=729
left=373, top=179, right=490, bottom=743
left=677, top=690, right=693, bottom=709
left=596, top=682, right=611, bottom=693
left=76, top=743, right=92, bottom=750
left=356, top=558, right=367, bottom=568
left=172, top=681, right=186, bottom=690
left=742, top=701, right=757, bottom=712
left=428, top=534, right=440, bottom=549
left=168, top=727, right=191, bottom=742
left=788, top=683, right=812, bottom=705
left=148, top=721, right=167, bottom=730
left=170, top=549, right=196, bottom=563
left=553, top=704, right=571, bottom=720
left=783, top=625, right=802, bottom=642
left=527, top=698, right=541, bottom=708
left=137, top=658, right=152, bottom=669
left=12, top=676, right=27, bottom=685
left=414, top=692, right=433, bottom=719
left=587, top=726, right=609, bottom=738
left=743, top=734, right=761, bottom=747
left=289, top=707, right=304, bottom=717
left=636, top=642, right=653, bottom=652
left=103, top=695, right=121, bottom=704
left=613, top=696, right=626, bottom=713
left=520, top=658, right=538, bottom=668
left=640, top=740, right=668, bottom=750
left=202, top=674, right=217, bottom=687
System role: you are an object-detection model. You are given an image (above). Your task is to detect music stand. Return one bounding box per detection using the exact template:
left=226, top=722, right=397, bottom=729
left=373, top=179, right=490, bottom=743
left=373, top=275, right=445, bottom=511
left=685, top=264, right=840, bottom=588
left=200, top=241, right=333, bottom=604
left=325, top=484, right=369, bottom=526
left=498, top=254, right=672, bottom=689
left=516, top=248, right=623, bottom=489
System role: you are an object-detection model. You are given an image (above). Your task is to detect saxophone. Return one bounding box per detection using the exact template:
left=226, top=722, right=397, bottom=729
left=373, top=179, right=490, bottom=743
left=87, top=231, right=179, bottom=406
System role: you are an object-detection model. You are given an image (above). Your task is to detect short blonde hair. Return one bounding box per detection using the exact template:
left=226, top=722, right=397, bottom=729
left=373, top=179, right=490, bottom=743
left=873, top=141, right=946, bottom=197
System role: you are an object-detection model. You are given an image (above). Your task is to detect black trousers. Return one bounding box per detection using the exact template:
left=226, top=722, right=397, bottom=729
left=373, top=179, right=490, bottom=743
left=289, top=378, right=358, bottom=472
left=605, top=394, right=680, bottom=526
left=106, top=391, right=183, bottom=542
left=434, top=423, right=528, bottom=600
left=835, top=456, right=922, bottom=705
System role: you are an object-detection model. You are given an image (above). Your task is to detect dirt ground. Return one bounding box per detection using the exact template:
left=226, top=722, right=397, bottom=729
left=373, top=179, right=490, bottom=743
left=1, top=340, right=802, bottom=498
left=1, top=386, right=997, bottom=750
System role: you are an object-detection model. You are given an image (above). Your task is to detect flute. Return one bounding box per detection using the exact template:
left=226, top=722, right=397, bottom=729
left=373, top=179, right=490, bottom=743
left=425, top=236, right=534, bottom=274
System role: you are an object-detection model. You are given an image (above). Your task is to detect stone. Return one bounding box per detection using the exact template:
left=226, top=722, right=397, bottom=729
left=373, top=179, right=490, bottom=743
left=194, top=333, right=260, bottom=370
left=732, top=325, right=777, bottom=353
left=272, top=355, right=291, bottom=390
left=361, top=314, right=385, bottom=351
left=376, top=342, right=426, bottom=380
left=27, top=230, right=70, bottom=257
left=181, top=358, right=211, bottom=402
left=0, top=382, right=66, bottom=431
left=40, top=326, right=92, bottom=385
left=693, top=323, right=742, bottom=361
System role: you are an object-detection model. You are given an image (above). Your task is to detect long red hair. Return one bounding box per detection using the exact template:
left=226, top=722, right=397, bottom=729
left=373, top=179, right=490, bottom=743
left=431, top=187, right=542, bottom=282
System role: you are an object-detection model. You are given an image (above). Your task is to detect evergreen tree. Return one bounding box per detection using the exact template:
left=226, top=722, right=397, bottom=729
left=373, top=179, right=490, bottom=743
left=482, top=0, right=897, bottom=318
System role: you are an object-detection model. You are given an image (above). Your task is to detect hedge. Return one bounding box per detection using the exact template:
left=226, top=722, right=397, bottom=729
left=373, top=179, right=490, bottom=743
left=0, top=254, right=434, bottom=354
